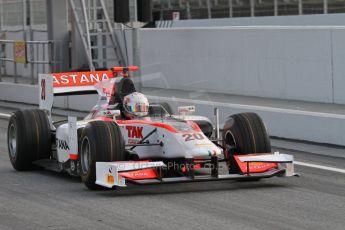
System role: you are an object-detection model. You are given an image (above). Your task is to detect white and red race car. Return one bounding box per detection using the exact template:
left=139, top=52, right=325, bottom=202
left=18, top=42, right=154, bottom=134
left=7, top=67, right=297, bottom=190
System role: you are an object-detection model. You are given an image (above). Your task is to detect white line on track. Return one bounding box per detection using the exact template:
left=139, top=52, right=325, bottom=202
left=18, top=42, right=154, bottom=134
left=295, top=161, right=345, bottom=174
left=0, top=112, right=11, bottom=118
left=0, top=111, right=344, bottom=174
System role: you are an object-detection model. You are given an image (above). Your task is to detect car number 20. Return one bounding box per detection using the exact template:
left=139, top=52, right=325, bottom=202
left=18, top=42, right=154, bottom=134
left=182, top=133, right=204, bottom=141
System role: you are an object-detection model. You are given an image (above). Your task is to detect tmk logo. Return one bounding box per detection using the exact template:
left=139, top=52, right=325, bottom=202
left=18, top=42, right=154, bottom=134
left=126, top=126, right=143, bottom=139
left=57, top=139, right=70, bottom=150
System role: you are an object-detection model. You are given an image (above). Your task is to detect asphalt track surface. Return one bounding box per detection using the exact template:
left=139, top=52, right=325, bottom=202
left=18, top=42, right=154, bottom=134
left=0, top=107, right=344, bottom=230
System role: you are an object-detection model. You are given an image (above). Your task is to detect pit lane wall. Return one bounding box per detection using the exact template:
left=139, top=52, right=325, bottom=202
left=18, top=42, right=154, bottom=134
left=162, top=13, right=345, bottom=27
left=139, top=26, right=345, bottom=105
left=1, top=82, right=345, bottom=146
left=2, top=26, right=345, bottom=145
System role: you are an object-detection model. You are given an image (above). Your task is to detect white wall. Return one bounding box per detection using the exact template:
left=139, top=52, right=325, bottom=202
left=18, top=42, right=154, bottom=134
left=2, top=82, right=345, bottom=146
left=139, top=26, right=345, bottom=104
left=3, top=25, right=345, bottom=105
left=331, top=29, right=345, bottom=104
left=164, top=13, right=345, bottom=27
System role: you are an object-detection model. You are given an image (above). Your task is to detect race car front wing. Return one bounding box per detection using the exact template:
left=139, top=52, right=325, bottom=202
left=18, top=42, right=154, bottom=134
left=95, top=152, right=298, bottom=188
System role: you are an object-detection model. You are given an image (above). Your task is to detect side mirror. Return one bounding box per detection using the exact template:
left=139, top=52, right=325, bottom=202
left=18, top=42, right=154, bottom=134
left=178, top=105, right=195, bottom=115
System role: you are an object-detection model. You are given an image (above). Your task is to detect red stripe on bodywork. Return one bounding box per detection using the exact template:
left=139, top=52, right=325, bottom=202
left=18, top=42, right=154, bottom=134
left=119, top=169, right=158, bottom=180
left=96, top=117, right=205, bottom=134
left=186, top=120, right=202, bottom=132
left=118, top=160, right=159, bottom=180
left=234, top=154, right=278, bottom=174
left=97, top=117, right=178, bottom=133
left=116, top=120, right=178, bottom=133
left=69, top=154, right=78, bottom=160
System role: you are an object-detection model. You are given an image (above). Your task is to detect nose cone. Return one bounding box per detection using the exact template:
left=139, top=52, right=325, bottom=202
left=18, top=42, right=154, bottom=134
left=177, top=131, right=223, bottom=159
left=185, top=146, right=223, bottom=159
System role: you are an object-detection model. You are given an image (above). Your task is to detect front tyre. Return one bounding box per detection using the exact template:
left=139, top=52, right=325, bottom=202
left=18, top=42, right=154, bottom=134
left=80, top=121, right=125, bottom=190
left=7, top=109, right=52, bottom=171
left=222, top=112, right=271, bottom=174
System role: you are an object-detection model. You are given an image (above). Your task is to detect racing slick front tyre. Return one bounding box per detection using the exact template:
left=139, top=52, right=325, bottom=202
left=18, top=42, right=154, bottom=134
left=222, top=112, right=271, bottom=174
left=80, top=121, right=125, bottom=190
left=7, top=109, right=52, bottom=171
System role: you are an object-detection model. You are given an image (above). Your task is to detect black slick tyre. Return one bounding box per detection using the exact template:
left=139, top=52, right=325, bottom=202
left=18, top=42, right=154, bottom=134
left=7, top=109, right=52, bottom=171
left=222, top=112, right=271, bottom=174
left=79, top=121, right=125, bottom=190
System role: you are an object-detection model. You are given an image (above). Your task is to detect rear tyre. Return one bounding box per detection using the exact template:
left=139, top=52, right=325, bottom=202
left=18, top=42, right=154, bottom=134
left=222, top=112, right=271, bottom=174
left=80, top=121, right=125, bottom=190
left=7, top=109, right=52, bottom=171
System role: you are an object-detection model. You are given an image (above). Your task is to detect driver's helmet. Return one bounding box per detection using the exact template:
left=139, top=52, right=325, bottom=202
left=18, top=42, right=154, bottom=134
left=123, top=92, right=149, bottom=118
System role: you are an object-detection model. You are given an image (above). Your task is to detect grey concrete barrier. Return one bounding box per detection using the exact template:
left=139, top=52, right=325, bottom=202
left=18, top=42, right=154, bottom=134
left=169, top=13, right=345, bottom=27
left=0, top=82, right=97, bottom=111
left=148, top=95, right=345, bottom=146
left=1, top=82, right=344, bottom=146
left=139, top=26, right=345, bottom=105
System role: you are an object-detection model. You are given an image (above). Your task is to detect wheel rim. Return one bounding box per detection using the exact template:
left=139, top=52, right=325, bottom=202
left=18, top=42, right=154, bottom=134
left=225, top=130, right=236, bottom=148
left=8, top=123, right=17, bottom=159
left=81, top=137, right=91, bottom=174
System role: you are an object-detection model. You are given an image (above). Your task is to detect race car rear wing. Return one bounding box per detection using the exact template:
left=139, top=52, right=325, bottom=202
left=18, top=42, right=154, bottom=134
left=38, top=70, right=115, bottom=109
left=38, top=67, right=139, bottom=122
left=38, top=71, right=114, bottom=127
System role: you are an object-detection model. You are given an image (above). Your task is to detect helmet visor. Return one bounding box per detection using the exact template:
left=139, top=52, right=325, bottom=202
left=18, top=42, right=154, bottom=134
left=127, top=103, right=149, bottom=113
